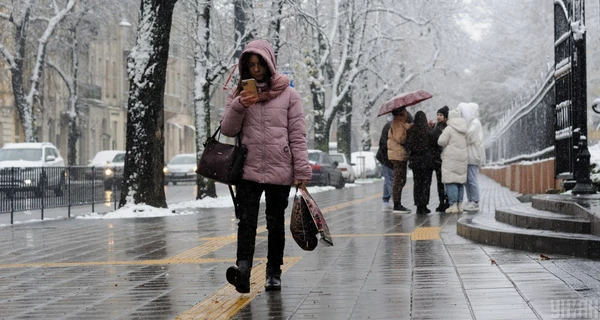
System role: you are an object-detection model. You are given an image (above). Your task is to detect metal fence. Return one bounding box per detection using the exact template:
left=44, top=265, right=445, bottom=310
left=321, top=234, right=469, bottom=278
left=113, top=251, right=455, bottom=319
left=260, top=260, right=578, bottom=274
left=485, top=74, right=555, bottom=165
left=0, top=166, right=122, bottom=223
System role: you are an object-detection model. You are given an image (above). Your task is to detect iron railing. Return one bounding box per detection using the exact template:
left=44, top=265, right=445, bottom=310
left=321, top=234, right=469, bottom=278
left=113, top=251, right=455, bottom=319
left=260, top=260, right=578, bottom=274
left=0, top=166, right=122, bottom=224
left=485, top=73, right=555, bottom=166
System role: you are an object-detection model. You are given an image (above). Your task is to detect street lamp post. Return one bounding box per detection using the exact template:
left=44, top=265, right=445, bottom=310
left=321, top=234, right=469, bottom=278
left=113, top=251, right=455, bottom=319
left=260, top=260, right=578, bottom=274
left=571, top=0, right=596, bottom=194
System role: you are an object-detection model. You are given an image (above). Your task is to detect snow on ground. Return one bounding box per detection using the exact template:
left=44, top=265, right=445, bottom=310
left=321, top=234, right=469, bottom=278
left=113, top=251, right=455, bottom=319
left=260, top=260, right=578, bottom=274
left=76, top=179, right=376, bottom=220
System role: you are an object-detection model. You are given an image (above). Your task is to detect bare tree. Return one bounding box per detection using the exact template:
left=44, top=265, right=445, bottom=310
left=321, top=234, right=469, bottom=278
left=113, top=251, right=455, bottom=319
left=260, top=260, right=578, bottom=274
left=0, top=0, right=76, bottom=142
left=46, top=0, right=117, bottom=165
left=119, top=0, right=178, bottom=208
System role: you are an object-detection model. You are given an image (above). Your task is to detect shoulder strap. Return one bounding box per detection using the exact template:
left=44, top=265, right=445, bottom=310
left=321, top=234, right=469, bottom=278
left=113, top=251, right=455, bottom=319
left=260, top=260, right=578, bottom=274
left=229, top=185, right=238, bottom=218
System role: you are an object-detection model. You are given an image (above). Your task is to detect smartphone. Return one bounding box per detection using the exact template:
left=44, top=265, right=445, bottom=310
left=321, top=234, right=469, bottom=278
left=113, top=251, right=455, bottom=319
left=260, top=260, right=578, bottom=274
left=242, top=79, right=258, bottom=99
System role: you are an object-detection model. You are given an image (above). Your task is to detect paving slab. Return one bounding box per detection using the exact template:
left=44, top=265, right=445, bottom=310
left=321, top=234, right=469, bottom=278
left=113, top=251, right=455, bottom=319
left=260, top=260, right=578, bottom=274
left=0, top=176, right=600, bottom=319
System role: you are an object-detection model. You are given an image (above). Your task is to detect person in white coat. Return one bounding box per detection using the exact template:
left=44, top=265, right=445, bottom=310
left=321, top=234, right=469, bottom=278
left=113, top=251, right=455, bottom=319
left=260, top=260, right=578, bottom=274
left=457, top=102, right=486, bottom=211
left=437, top=108, right=468, bottom=213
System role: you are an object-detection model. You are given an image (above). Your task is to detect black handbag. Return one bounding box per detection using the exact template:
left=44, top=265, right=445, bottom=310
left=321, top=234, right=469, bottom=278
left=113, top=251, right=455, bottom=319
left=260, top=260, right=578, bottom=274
left=196, top=126, right=247, bottom=185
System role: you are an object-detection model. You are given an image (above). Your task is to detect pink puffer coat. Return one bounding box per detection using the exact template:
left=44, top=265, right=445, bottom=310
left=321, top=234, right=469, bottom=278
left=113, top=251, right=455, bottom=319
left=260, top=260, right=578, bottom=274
left=220, top=41, right=312, bottom=185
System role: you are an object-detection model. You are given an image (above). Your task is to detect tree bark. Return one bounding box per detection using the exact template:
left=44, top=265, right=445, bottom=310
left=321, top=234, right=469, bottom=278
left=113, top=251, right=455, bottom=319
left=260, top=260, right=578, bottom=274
left=233, top=0, right=253, bottom=58
left=67, top=28, right=80, bottom=166
left=194, top=1, right=216, bottom=199
left=268, top=0, right=284, bottom=60
left=119, top=0, right=178, bottom=208
left=337, top=90, right=353, bottom=158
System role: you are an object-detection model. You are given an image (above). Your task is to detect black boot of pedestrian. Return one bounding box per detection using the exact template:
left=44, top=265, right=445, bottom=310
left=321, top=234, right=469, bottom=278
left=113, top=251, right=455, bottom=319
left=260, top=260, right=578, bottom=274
left=264, top=265, right=282, bottom=291
left=435, top=202, right=449, bottom=212
left=226, top=260, right=252, bottom=293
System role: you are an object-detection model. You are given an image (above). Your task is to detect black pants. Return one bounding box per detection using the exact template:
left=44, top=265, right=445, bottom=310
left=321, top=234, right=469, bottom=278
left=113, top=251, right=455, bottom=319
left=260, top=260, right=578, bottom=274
left=433, top=164, right=446, bottom=205
left=412, top=167, right=433, bottom=208
left=235, top=179, right=291, bottom=269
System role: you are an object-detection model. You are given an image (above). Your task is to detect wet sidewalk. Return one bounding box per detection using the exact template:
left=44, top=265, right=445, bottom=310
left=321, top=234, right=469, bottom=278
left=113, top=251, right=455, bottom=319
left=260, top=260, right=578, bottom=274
left=0, top=176, right=599, bottom=319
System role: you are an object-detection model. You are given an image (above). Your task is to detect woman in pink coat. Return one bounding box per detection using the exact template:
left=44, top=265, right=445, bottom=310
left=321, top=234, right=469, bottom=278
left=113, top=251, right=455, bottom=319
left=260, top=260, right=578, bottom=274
left=220, top=40, right=312, bottom=293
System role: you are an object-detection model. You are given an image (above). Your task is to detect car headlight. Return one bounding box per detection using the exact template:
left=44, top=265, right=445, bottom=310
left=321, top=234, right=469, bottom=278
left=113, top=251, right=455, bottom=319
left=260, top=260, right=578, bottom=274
left=163, top=167, right=169, bottom=173
left=105, top=168, right=113, bottom=176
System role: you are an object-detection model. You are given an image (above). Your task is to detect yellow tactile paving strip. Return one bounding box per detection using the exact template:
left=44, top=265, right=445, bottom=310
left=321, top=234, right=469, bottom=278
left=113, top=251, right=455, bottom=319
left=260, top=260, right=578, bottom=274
left=0, top=190, right=443, bottom=319
left=171, top=238, right=238, bottom=260
left=175, top=257, right=301, bottom=320
left=410, top=227, right=443, bottom=240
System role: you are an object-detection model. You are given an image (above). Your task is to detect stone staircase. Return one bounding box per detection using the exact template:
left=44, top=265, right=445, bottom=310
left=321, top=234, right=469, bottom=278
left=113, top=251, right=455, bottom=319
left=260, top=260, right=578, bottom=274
left=457, top=194, right=600, bottom=259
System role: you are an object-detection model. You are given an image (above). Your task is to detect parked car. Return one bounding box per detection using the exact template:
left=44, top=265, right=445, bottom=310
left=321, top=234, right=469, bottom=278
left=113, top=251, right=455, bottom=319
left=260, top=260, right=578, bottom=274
left=307, top=149, right=345, bottom=189
left=87, top=150, right=125, bottom=190
left=0, top=142, right=65, bottom=197
left=351, top=151, right=382, bottom=178
left=329, top=152, right=356, bottom=183
left=164, top=153, right=197, bottom=185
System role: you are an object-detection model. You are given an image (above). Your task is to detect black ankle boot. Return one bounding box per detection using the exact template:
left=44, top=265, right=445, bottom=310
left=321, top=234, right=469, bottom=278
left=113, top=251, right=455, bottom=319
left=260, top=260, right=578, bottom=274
left=264, top=266, right=282, bottom=291
left=226, top=260, right=252, bottom=293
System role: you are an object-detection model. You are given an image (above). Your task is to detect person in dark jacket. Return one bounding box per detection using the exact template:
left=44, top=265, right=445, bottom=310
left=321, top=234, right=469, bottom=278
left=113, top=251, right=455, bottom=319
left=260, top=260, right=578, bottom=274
left=431, top=106, right=449, bottom=212
left=405, top=111, right=436, bottom=214
left=376, top=117, right=394, bottom=211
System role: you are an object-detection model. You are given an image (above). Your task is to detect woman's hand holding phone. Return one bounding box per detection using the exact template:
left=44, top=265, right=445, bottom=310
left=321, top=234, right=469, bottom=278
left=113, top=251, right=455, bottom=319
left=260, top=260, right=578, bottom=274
left=240, top=79, right=259, bottom=108
left=240, top=91, right=259, bottom=107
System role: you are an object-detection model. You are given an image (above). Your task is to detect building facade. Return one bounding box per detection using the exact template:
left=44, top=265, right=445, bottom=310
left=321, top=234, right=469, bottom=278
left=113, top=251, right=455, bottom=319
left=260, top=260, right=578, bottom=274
left=0, top=20, right=197, bottom=166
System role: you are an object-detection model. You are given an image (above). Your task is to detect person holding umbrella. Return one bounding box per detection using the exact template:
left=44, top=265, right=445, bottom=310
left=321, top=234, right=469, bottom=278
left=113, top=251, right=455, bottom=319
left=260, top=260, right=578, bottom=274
left=388, top=107, right=413, bottom=213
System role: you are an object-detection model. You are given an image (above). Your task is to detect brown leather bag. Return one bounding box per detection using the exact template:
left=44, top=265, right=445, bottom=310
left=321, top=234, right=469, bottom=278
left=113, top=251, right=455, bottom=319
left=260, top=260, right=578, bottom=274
left=290, top=189, right=319, bottom=251
left=196, top=126, right=247, bottom=185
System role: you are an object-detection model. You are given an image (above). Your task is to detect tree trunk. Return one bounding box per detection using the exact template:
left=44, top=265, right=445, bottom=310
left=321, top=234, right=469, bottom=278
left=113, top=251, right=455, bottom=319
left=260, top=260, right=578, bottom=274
left=196, top=80, right=217, bottom=199
left=67, top=28, right=80, bottom=165
left=337, top=90, right=352, bottom=159
left=194, top=0, right=216, bottom=200
left=268, top=0, right=284, bottom=60
left=311, top=83, right=327, bottom=152
left=233, top=0, right=253, bottom=58
left=119, top=0, right=178, bottom=208
left=10, top=7, right=35, bottom=142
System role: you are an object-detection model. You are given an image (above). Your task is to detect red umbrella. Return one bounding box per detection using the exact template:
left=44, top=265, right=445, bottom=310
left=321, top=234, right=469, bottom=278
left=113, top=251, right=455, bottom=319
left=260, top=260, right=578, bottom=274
left=377, top=90, right=433, bottom=117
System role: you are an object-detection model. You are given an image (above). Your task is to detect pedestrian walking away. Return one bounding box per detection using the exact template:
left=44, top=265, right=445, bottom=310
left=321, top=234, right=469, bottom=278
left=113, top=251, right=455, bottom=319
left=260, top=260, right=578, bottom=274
left=437, top=107, right=468, bottom=214
left=376, top=116, right=394, bottom=211
left=458, top=102, right=486, bottom=212
left=220, top=39, right=312, bottom=293
left=405, top=111, right=435, bottom=214
left=431, top=106, right=449, bottom=212
left=387, top=107, right=413, bottom=213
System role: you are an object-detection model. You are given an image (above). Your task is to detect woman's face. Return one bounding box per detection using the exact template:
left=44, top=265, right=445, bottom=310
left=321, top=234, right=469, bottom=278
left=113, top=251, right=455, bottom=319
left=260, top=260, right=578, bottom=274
left=437, top=113, right=446, bottom=123
left=247, top=54, right=266, bottom=81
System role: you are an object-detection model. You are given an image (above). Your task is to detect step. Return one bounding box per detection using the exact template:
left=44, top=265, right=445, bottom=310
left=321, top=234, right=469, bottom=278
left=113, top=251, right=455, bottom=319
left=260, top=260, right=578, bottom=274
left=495, top=202, right=590, bottom=234
left=531, top=194, right=598, bottom=219
left=457, top=214, right=600, bottom=259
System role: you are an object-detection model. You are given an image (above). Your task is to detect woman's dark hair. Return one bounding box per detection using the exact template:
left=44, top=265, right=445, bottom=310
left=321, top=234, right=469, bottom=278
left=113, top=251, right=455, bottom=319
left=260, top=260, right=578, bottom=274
left=413, top=111, right=428, bottom=126
left=235, top=53, right=272, bottom=96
